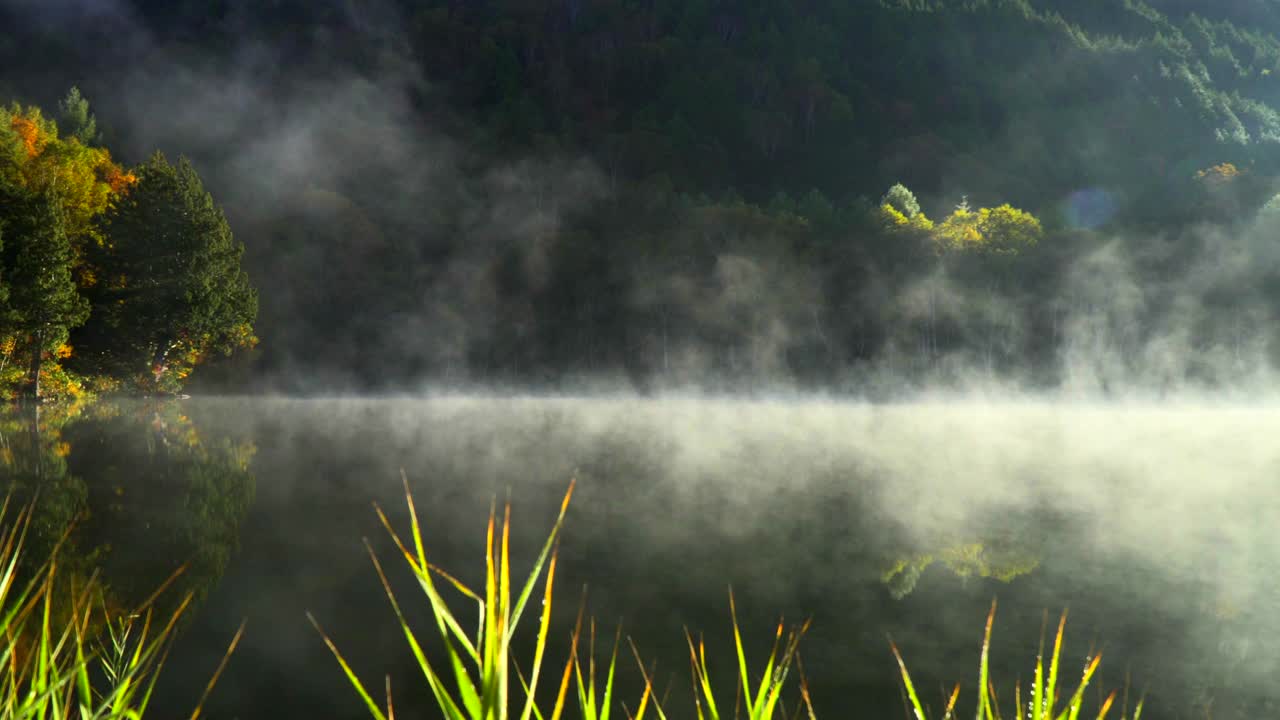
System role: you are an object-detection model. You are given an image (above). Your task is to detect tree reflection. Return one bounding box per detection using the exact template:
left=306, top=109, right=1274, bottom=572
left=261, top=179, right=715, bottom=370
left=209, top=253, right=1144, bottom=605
left=881, top=540, right=1042, bottom=600
left=0, top=399, right=256, bottom=617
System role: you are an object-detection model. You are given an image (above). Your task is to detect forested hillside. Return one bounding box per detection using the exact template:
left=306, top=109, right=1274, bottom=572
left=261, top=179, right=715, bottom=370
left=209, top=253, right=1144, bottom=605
left=3, top=0, right=1280, bottom=393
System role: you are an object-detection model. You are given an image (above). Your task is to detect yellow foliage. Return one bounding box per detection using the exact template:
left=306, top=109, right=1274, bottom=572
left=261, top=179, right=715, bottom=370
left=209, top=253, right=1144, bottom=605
left=0, top=104, right=134, bottom=249
left=55, top=343, right=73, bottom=359
left=931, top=202, right=1042, bottom=255
left=878, top=203, right=934, bottom=232
left=37, top=365, right=85, bottom=400
left=976, top=203, right=1043, bottom=253
left=1195, top=162, right=1242, bottom=183
left=934, top=206, right=983, bottom=249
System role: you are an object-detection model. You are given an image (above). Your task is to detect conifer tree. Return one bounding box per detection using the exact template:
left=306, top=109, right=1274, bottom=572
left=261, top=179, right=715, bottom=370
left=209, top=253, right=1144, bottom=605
left=56, top=87, right=98, bottom=146
left=1, top=191, right=89, bottom=398
left=78, top=153, right=256, bottom=389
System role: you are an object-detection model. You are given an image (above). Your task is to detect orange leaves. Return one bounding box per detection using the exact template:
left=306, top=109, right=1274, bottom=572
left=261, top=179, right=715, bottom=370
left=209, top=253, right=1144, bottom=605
left=9, top=115, right=42, bottom=158
left=99, top=156, right=138, bottom=195
left=1195, top=162, right=1242, bottom=183
left=1, top=103, right=135, bottom=248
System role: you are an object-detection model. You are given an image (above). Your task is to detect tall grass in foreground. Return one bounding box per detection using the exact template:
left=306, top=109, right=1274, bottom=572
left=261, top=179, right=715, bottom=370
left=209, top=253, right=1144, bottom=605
left=316, top=481, right=1144, bottom=720
left=0, top=495, right=243, bottom=719
left=309, top=477, right=577, bottom=720
left=890, top=600, right=1145, bottom=720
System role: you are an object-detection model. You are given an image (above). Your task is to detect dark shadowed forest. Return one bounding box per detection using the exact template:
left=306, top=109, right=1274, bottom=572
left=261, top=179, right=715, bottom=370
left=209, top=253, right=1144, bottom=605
left=4, top=0, right=1280, bottom=395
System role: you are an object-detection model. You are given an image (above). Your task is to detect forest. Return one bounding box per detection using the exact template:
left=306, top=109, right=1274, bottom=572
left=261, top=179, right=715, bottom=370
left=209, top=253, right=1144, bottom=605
left=3, top=0, right=1280, bottom=393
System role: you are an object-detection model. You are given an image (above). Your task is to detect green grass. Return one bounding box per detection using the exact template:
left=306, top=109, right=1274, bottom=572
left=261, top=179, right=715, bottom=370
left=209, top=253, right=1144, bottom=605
left=0, top=494, right=242, bottom=720
left=309, top=476, right=576, bottom=720
left=889, top=600, right=1145, bottom=720
left=317, top=481, right=1148, bottom=720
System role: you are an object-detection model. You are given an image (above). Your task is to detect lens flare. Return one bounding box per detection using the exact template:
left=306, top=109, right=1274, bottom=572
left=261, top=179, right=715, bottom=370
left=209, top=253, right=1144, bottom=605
left=1063, top=188, right=1118, bottom=230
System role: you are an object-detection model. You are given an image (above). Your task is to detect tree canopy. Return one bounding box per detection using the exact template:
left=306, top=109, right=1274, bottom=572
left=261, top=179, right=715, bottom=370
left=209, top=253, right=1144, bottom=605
left=0, top=91, right=256, bottom=399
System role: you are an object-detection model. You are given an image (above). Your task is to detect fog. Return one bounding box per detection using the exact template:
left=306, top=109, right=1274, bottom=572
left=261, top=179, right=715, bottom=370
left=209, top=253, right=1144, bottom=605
left=149, top=392, right=1277, bottom=716
left=7, top=0, right=1280, bottom=716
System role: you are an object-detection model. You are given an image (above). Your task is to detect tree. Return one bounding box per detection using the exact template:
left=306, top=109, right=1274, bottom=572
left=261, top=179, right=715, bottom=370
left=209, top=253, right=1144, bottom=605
left=0, top=102, right=133, bottom=247
left=976, top=203, right=1043, bottom=254
left=56, top=87, right=98, bottom=146
left=878, top=183, right=934, bottom=233
left=932, top=199, right=1042, bottom=254
left=1, top=191, right=90, bottom=399
left=881, top=182, right=922, bottom=219
left=77, top=153, right=256, bottom=390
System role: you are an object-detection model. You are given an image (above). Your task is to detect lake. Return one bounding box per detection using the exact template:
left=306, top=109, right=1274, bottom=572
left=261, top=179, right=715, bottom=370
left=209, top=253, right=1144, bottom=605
left=2, top=395, right=1276, bottom=718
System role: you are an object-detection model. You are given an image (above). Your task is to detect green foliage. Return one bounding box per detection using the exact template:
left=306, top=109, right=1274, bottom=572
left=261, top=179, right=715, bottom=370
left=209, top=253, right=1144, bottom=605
left=882, top=183, right=922, bottom=220
left=881, top=541, right=1042, bottom=600
left=0, top=190, right=91, bottom=397
left=77, top=152, right=258, bottom=391
left=402, top=0, right=1280, bottom=212
left=57, top=87, right=98, bottom=147
left=62, top=403, right=257, bottom=610
left=0, top=93, right=253, bottom=398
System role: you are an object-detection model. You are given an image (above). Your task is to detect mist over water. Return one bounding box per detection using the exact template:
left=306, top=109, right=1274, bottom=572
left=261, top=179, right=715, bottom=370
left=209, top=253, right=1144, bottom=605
left=7, top=2, right=1280, bottom=717
left=13, top=393, right=1246, bottom=718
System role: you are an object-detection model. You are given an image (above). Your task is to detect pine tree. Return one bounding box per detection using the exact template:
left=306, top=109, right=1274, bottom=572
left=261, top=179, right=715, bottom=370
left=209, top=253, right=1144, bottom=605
left=1, top=191, right=89, bottom=398
left=56, top=87, right=98, bottom=146
left=77, top=153, right=256, bottom=389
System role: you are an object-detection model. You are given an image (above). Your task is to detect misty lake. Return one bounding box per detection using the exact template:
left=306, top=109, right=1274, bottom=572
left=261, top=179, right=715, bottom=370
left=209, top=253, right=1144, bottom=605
left=4, top=395, right=1278, bottom=718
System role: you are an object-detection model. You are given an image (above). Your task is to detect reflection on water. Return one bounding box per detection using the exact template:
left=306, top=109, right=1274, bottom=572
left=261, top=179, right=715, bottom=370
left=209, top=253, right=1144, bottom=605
left=0, top=400, right=256, bottom=617
left=881, top=541, right=1042, bottom=600
left=2, top=396, right=1279, bottom=718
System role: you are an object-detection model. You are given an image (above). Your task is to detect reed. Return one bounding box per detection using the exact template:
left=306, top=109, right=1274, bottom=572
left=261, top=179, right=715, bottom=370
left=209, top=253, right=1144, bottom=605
left=318, top=482, right=1147, bottom=720
left=0, top=494, right=242, bottom=719
left=310, top=476, right=576, bottom=720
left=889, top=600, right=1144, bottom=720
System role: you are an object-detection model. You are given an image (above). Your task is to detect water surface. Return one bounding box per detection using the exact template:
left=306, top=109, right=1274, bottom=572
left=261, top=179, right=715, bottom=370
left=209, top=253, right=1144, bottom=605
left=3, top=396, right=1275, bottom=718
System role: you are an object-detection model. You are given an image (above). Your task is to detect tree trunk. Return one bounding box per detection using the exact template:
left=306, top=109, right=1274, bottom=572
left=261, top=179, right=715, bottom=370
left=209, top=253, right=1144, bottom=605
left=151, top=341, right=173, bottom=383
left=24, top=330, right=42, bottom=400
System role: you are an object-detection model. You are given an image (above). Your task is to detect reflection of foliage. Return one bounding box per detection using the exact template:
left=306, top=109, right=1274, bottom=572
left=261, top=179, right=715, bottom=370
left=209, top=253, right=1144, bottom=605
left=0, top=401, right=93, bottom=570
left=881, top=541, right=1041, bottom=600
left=0, top=399, right=255, bottom=621
left=65, top=401, right=257, bottom=611
left=881, top=555, right=933, bottom=600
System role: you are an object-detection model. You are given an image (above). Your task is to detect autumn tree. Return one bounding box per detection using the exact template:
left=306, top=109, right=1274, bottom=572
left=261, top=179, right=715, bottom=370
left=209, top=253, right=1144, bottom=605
left=0, top=101, right=133, bottom=248
left=933, top=199, right=1042, bottom=254
left=75, top=153, right=256, bottom=390
left=0, top=190, right=90, bottom=399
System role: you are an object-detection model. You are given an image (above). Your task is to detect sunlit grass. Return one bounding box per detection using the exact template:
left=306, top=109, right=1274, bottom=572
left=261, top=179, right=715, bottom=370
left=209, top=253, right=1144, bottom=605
left=309, top=475, right=576, bottom=720
left=889, top=600, right=1144, bottom=720
left=318, top=481, right=1147, bottom=720
left=685, top=592, right=813, bottom=720
left=0, top=494, right=243, bottom=719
